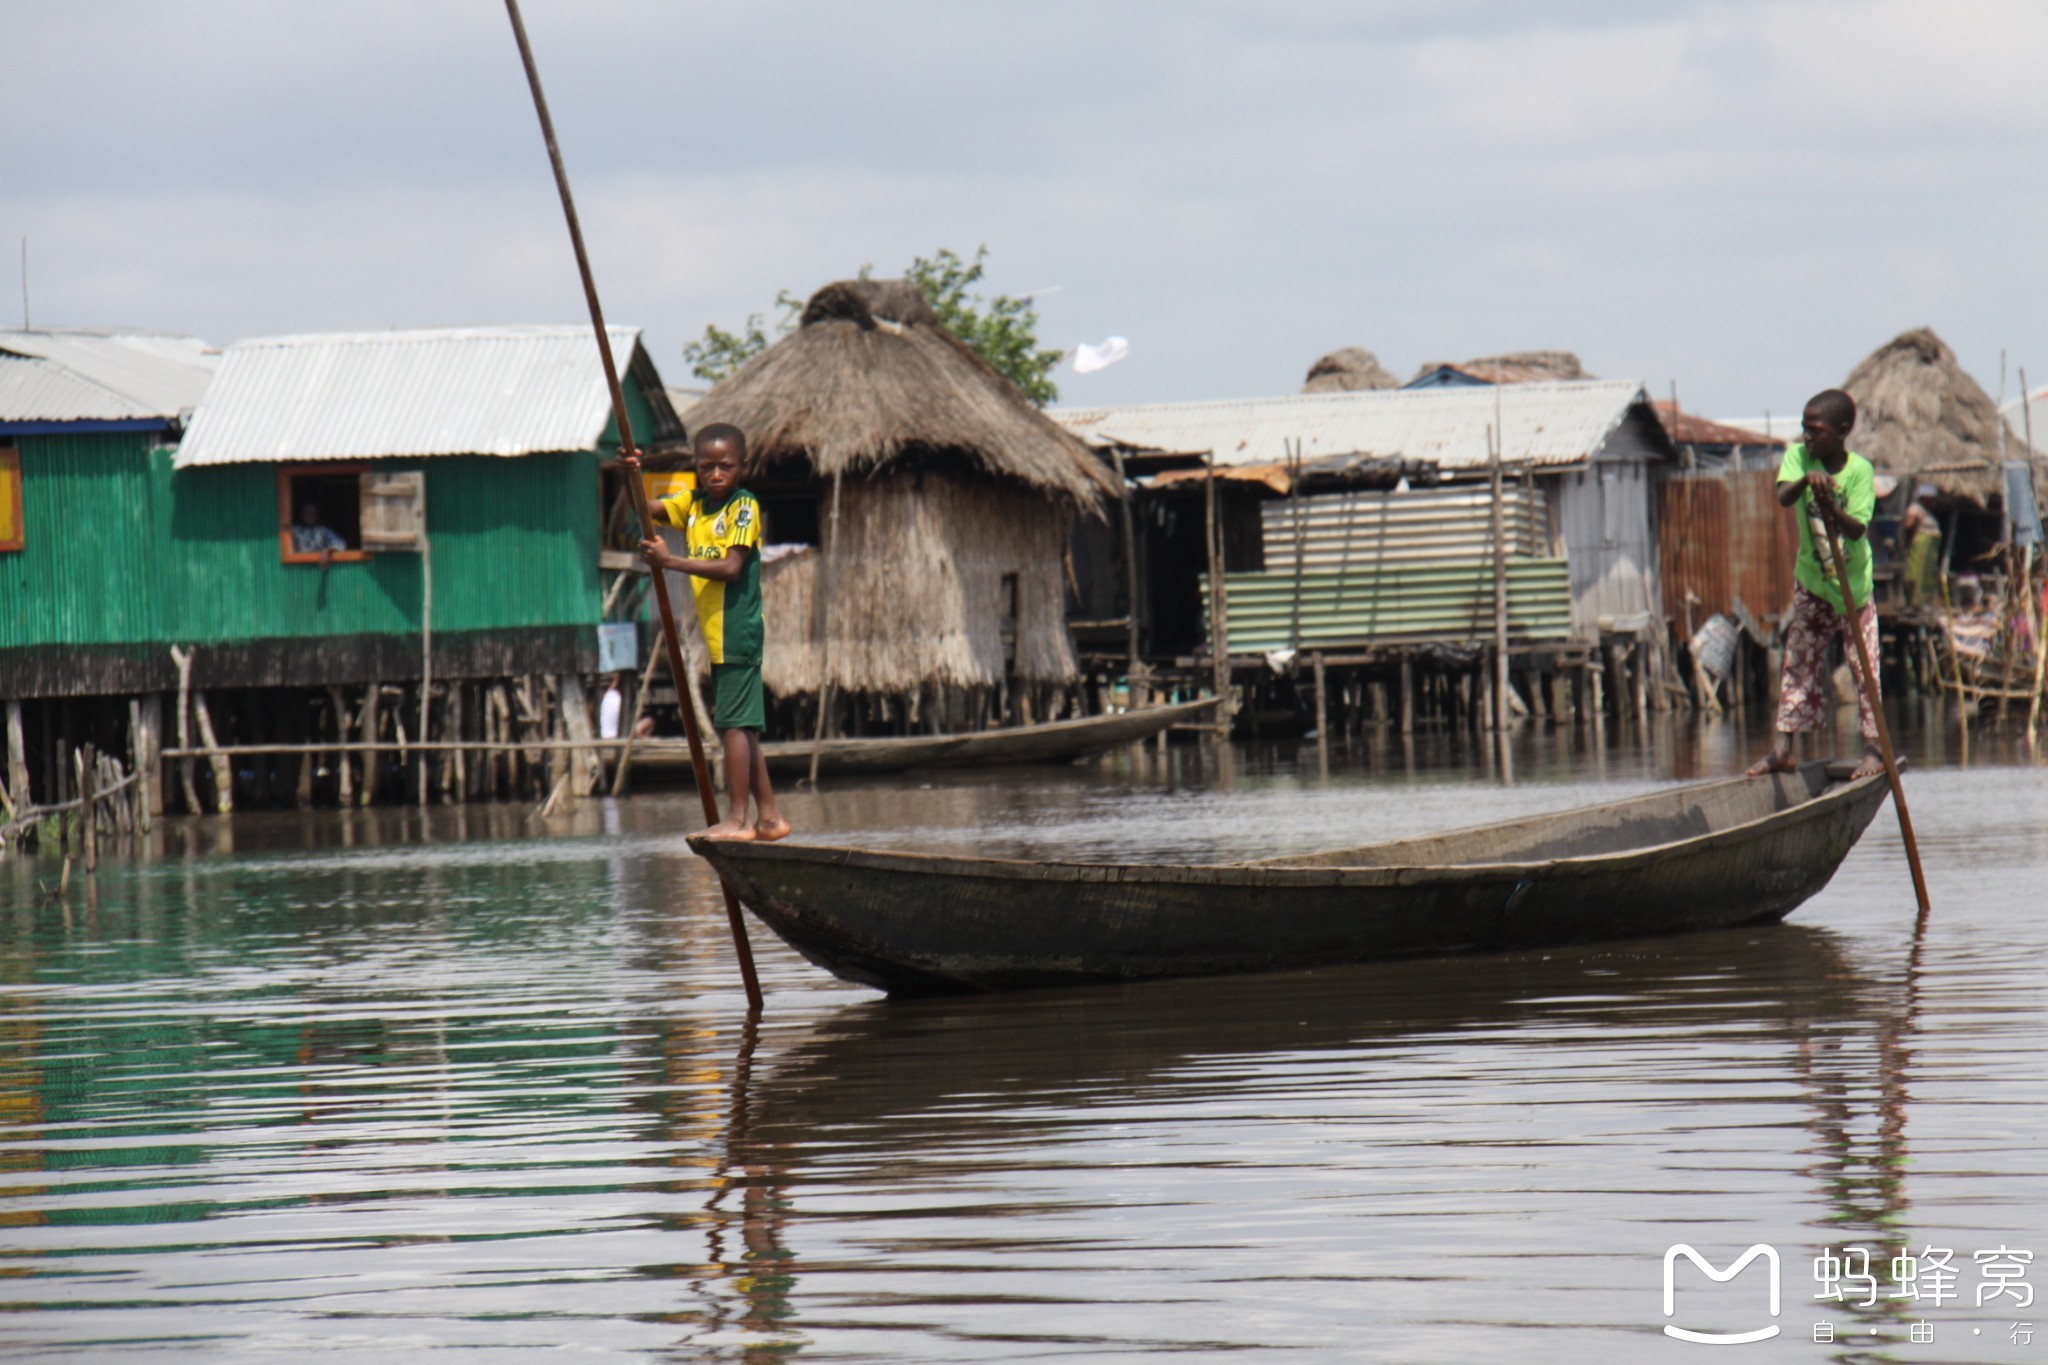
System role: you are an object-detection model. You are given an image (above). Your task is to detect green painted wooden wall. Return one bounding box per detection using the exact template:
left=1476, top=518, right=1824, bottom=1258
left=2, top=436, right=601, bottom=652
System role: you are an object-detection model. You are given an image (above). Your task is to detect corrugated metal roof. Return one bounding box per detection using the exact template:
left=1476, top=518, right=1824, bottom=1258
left=0, top=329, right=218, bottom=422
left=1055, top=379, right=1654, bottom=471
left=175, top=325, right=663, bottom=467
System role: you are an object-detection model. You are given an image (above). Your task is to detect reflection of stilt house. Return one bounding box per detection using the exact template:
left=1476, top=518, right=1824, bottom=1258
left=678, top=280, right=1117, bottom=736
left=2, top=325, right=683, bottom=820
left=1057, top=381, right=1678, bottom=726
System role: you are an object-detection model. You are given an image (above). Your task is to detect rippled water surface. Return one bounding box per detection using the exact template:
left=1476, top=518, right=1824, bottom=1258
left=2, top=713, right=2044, bottom=1362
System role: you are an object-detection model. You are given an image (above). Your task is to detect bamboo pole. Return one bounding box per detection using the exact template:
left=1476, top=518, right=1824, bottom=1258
left=503, top=0, right=761, bottom=1013
left=77, top=745, right=96, bottom=872
left=6, top=700, right=29, bottom=814
left=1109, top=445, right=1142, bottom=691
left=418, top=532, right=433, bottom=806
left=808, top=473, right=843, bottom=787
left=1816, top=506, right=1931, bottom=917
left=610, top=634, right=666, bottom=796
left=1488, top=425, right=1510, bottom=732
left=1204, top=451, right=1231, bottom=740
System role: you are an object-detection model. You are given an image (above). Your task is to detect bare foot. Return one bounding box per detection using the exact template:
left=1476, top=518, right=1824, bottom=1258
left=754, top=817, right=792, bottom=843
left=696, top=819, right=757, bottom=842
left=1851, top=749, right=1886, bottom=780
left=1746, top=751, right=1798, bottom=777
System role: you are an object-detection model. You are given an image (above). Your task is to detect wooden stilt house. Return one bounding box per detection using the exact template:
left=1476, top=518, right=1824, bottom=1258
left=2, top=324, right=682, bottom=817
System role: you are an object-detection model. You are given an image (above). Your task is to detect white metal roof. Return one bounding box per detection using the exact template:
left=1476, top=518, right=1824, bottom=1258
left=1054, top=379, right=1656, bottom=471
left=175, top=325, right=656, bottom=467
left=0, top=329, right=218, bottom=423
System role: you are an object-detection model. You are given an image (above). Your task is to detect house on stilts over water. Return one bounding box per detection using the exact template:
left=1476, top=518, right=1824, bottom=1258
left=3, top=324, right=685, bottom=826
left=676, top=279, right=1119, bottom=737
left=1055, top=379, right=1681, bottom=731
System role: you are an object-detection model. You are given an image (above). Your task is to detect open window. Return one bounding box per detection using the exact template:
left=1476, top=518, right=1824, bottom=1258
left=277, top=465, right=367, bottom=564
left=0, top=446, right=21, bottom=553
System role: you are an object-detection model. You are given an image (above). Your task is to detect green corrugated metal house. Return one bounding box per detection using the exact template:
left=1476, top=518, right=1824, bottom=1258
left=2, top=325, right=679, bottom=699
left=1, top=330, right=223, bottom=697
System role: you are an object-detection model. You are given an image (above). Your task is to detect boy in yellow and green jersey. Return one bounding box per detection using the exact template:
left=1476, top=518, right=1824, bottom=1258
left=626, top=423, right=788, bottom=842
left=1746, top=388, right=1885, bottom=782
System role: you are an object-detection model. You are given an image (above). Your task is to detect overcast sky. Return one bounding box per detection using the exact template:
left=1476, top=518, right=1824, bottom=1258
left=5, top=0, right=2044, bottom=417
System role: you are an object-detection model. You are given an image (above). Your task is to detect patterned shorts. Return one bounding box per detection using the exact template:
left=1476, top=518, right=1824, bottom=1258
left=1775, top=584, right=1878, bottom=741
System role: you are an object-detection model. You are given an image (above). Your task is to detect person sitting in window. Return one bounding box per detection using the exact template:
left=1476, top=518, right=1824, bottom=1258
left=292, top=502, right=348, bottom=560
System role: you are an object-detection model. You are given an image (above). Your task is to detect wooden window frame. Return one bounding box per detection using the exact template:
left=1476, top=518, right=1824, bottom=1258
left=0, top=446, right=21, bottom=553
left=277, top=463, right=371, bottom=565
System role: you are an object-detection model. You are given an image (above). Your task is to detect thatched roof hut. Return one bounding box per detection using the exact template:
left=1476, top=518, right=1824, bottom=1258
left=686, top=279, right=1114, bottom=505
left=1302, top=347, right=1400, bottom=393
left=1842, top=327, right=2006, bottom=500
left=677, top=279, right=1116, bottom=718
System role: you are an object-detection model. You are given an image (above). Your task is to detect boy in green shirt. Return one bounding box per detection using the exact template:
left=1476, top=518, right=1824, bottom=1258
left=1746, top=389, right=1885, bottom=781
left=625, top=423, right=789, bottom=842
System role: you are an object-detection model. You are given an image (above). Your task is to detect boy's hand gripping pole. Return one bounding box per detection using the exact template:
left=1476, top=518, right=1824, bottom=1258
left=503, top=0, right=763, bottom=1012
left=1815, top=498, right=1932, bottom=920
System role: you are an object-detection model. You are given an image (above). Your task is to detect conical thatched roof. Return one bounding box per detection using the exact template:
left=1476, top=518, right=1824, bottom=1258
left=1842, top=327, right=2005, bottom=498
left=1302, top=347, right=1400, bottom=393
left=684, top=279, right=1115, bottom=506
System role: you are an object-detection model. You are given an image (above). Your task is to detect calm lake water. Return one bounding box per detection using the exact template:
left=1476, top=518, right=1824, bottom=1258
left=1, top=706, right=2044, bottom=1362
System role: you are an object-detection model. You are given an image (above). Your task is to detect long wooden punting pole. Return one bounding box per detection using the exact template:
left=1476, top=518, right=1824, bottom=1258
left=503, top=0, right=762, bottom=1012
left=1817, top=506, right=1931, bottom=919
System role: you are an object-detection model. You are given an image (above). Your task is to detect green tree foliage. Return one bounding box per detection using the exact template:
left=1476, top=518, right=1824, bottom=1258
left=682, top=247, right=1062, bottom=405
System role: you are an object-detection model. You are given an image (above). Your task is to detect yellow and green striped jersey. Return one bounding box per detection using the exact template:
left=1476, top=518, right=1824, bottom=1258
left=659, top=487, right=763, bottom=665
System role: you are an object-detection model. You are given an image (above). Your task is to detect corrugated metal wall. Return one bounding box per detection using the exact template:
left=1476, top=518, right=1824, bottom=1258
left=1556, top=462, right=1661, bottom=634
left=1206, top=560, right=1572, bottom=653
left=162, top=452, right=600, bottom=642
left=0, top=431, right=167, bottom=650
left=1258, top=484, right=1550, bottom=571
left=4, top=438, right=600, bottom=658
left=1659, top=469, right=1799, bottom=629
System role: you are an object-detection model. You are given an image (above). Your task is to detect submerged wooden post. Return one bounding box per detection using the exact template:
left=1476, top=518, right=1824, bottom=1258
left=809, top=473, right=844, bottom=787
left=1312, top=651, right=1330, bottom=774
left=78, top=744, right=97, bottom=873
left=1398, top=651, right=1414, bottom=735
left=1204, top=451, right=1231, bottom=740
left=611, top=637, right=664, bottom=797
left=1489, top=427, right=1510, bottom=731
left=7, top=699, right=30, bottom=814
left=1109, top=446, right=1142, bottom=691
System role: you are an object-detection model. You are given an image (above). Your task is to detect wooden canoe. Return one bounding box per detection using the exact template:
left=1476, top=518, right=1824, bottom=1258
left=690, top=762, right=1890, bottom=995
left=633, top=697, right=1216, bottom=780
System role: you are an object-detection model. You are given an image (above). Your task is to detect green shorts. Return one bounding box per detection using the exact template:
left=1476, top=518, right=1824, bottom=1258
left=711, top=662, right=765, bottom=732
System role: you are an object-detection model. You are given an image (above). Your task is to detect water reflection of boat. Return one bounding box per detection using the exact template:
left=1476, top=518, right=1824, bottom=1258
left=635, top=698, right=1215, bottom=780
left=693, top=763, right=1890, bottom=995
left=743, top=925, right=1872, bottom=1134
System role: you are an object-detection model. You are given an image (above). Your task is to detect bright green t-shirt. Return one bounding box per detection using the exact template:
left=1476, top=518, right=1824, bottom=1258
left=1778, top=443, right=1876, bottom=612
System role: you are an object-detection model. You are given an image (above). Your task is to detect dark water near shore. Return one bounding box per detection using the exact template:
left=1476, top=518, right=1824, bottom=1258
left=1, top=707, right=2044, bottom=1362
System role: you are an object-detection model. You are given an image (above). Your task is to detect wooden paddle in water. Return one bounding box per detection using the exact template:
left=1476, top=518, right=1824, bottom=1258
left=503, top=0, right=763, bottom=1012
left=1814, top=497, right=1932, bottom=919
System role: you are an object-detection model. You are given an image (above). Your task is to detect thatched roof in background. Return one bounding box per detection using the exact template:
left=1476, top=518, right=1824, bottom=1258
left=1302, top=347, right=1401, bottom=393
left=684, top=279, right=1116, bottom=506
left=1411, top=350, right=1592, bottom=385
left=1842, top=327, right=2006, bottom=499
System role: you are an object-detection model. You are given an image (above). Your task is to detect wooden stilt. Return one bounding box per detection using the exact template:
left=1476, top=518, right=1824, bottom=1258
left=5, top=699, right=27, bottom=814
left=358, top=682, right=381, bottom=806
left=170, top=647, right=201, bottom=815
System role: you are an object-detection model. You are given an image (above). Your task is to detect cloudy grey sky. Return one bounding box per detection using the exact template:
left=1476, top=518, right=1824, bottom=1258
left=5, top=0, right=2044, bottom=417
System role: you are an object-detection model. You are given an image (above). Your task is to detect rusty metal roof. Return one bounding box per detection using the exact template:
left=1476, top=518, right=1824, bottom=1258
left=1055, top=380, right=1657, bottom=471
left=0, top=329, right=218, bottom=424
left=1653, top=400, right=1784, bottom=449
left=176, top=325, right=678, bottom=467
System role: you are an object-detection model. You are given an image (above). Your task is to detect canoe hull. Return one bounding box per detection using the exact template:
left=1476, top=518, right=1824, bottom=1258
left=695, top=769, right=1891, bottom=995
left=633, top=699, right=1215, bottom=780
